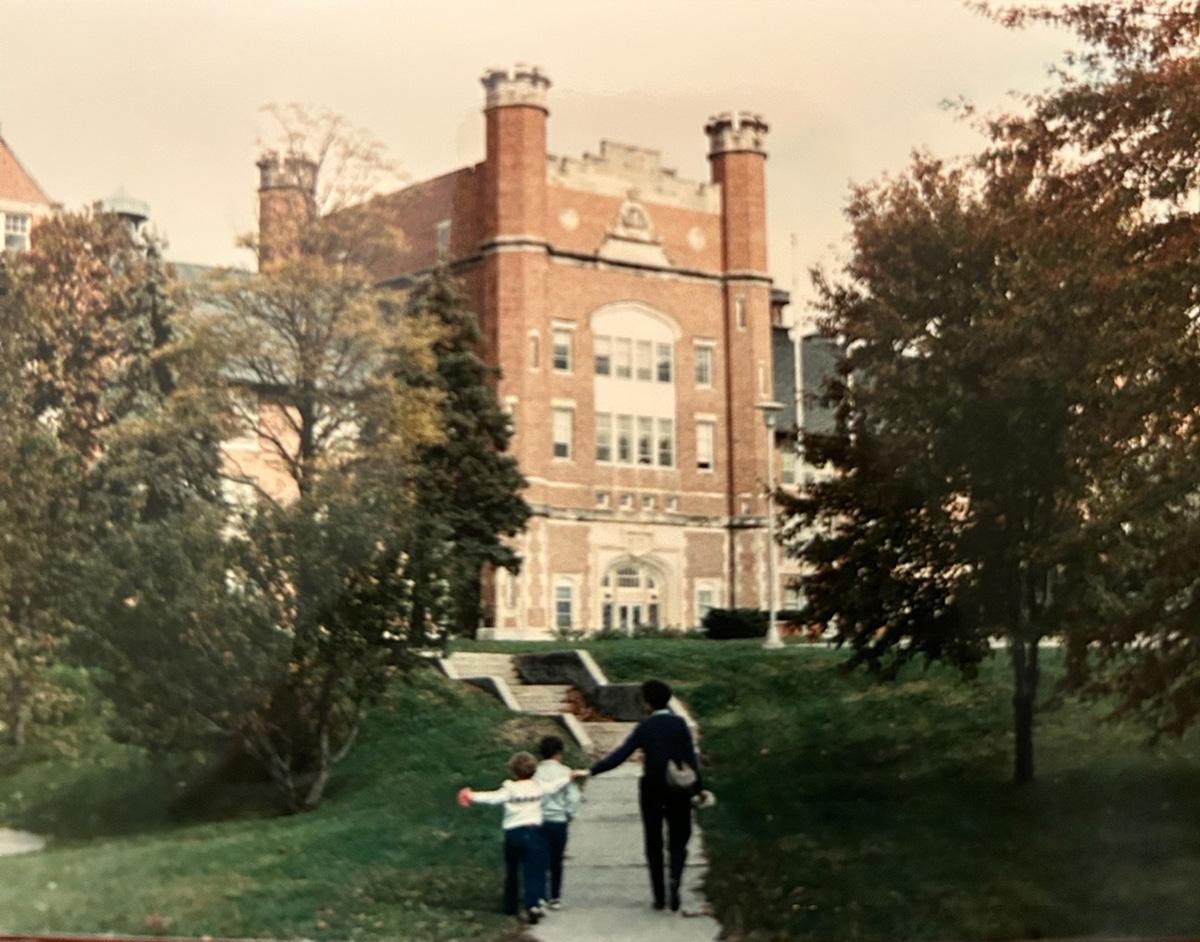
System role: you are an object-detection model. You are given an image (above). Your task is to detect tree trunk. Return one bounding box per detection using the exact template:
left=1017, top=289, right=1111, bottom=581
left=6, top=680, right=26, bottom=750
left=1010, top=638, right=1039, bottom=784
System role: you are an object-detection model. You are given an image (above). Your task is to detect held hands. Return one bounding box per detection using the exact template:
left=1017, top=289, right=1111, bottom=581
left=457, top=786, right=473, bottom=808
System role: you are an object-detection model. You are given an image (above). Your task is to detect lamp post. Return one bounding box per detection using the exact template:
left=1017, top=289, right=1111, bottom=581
left=757, top=400, right=785, bottom=650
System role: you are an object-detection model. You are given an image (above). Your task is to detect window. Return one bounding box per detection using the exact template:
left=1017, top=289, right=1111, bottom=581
left=637, top=417, right=654, bottom=465
left=553, top=329, right=572, bottom=372
left=617, top=415, right=633, bottom=464
left=555, top=584, right=574, bottom=630
left=529, top=332, right=540, bottom=369
left=434, top=219, right=451, bottom=259
left=619, top=493, right=634, bottom=510
left=656, top=343, right=673, bottom=383
left=615, top=338, right=632, bottom=379
left=602, top=603, right=614, bottom=630
left=595, top=413, right=612, bottom=463
left=780, top=447, right=797, bottom=485
left=635, top=340, right=653, bottom=381
left=735, top=295, right=747, bottom=329
left=594, top=336, right=611, bottom=376
left=596, top=491, right=610, bottom=509
left=697, top=587, right=715, bottom=624
left=4, top=214, right=30, bottom=253
left=696, top=421, right=715, bottom=471
left=617, top=566, right=641, bottom=588
left=695, top=345, right=713, bottom=387
left=784, top=585, right=805, bottom=610
left=657, top=418, right=674, bottom=467
left=552, top=408, right=573, bottom=459
left=666, top=496, right=679, bottom=512
left=641, top=494, right=655, bottom=510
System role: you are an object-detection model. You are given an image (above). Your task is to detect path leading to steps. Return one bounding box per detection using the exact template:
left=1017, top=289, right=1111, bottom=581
left=0, top=829, right=44, bottom=857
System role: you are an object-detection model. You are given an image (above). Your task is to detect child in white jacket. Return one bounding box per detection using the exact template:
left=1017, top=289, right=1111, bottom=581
left=458, top=750, right=587, bottom=924
left=533, top=735, right=583, bottom=910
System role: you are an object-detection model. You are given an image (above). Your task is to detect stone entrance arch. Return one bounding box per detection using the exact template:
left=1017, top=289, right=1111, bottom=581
left=598, top=555, right=670, bottom=633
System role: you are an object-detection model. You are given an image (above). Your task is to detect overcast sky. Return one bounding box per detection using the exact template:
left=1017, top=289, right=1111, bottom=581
left=1, top=0, right=1069, bottom=322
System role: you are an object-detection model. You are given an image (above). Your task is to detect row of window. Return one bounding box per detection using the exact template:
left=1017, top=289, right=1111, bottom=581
left=535, top=330, right=717, bottom=388
left=551, top=409, right=719, bottom=472
left=595, top=492, right=680, bottom=512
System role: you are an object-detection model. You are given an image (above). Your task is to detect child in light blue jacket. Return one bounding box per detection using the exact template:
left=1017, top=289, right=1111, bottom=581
left=533, top=735, right=583, bottom=910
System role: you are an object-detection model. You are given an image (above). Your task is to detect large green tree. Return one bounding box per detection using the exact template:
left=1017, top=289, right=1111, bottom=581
left=403, top=266, right=529, bottom=638
left=782, top=138, right=1190, bottom=782
left=975, top=1, right=1200, bottom=737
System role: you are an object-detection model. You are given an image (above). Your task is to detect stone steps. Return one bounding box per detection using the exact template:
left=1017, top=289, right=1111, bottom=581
left=582, top=720, right=638, bottom=759
left=444, top=652, right=521, bottom=685
left=513, top=683, right=573, bottom=713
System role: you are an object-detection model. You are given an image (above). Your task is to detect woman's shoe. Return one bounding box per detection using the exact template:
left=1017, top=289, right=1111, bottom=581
left=669, top=880, right=681, bottom=912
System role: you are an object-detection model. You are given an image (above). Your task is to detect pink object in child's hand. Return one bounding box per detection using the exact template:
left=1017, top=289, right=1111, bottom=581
left=457, top=787, right=473, bottom=808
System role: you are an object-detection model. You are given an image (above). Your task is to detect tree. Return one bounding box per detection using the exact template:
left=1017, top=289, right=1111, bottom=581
left=403, top=266, right=530, bottom=638
left=782, top=141, right=1180, bottom=782
left=200, top=251, right=444, bottom=811
left=0, top=258, right=83, bottom=750
left=974, top=1, right=1200, bottom=738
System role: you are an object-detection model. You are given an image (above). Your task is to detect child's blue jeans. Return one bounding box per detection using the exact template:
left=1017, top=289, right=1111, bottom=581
left=542, top=820, right=569, bottom=900
left=503, top=825, right=547, bottom=914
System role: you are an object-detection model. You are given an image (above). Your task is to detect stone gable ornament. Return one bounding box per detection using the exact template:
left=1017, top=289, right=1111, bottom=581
left=598, top=190, right=672, bottom=266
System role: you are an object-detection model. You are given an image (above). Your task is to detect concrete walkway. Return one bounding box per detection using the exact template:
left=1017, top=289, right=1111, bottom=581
left=530, top=762, right=720, bottom=942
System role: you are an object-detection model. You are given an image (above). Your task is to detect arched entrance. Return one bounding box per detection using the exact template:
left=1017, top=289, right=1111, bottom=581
left=599, top=557, right=666, bottom=633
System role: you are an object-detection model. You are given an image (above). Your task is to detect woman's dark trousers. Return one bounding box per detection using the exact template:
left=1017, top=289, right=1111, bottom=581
left=638, top=779, right=692, bottom=905
left=503, top=825, right=547, bottom=914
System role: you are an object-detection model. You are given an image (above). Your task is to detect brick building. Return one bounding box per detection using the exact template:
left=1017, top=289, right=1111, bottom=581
left=257, top=66, right=798, bottom=636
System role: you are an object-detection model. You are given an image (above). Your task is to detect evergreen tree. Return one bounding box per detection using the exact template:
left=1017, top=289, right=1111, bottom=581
left=405, top=265, right=530, bottom=638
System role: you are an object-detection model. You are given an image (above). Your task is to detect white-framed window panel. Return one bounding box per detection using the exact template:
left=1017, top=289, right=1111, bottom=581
left=694, top=344, right=714, bottom=388
left=619, top=493, right=634, bottom=510
left=595, top=412, right=613, bottom=463
left=554, top=582, right=574, bottom=630
left=696, top=421, right=715, bottom=471
left=4, top=213, right=31, bottom=253
left=553, top=328, right=573, bottom=373
left=657, top=418, right=674, bottom=468
left=637, top=417, right=654, bottom=466
left=696, top=585, right=716, bottom=625
left=614, top=338, right=633, bottom=379
left=594, top=335, right=611, bottom=376
left=616, top=415, right=633, bottom=464
left=635, top=340, right=653, bottom=381
left=656, top=343, right=673, bottom=383
left=596, top=491, right=610, bottom=509
left=552, top=407, right=573, bottom=459
left=641, top=494, right=655, bottom=510
left=781, top=446, right=797, bottom=485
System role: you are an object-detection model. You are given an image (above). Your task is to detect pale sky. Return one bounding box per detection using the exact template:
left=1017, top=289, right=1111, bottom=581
left=0, top=0, right=1068, bottom=324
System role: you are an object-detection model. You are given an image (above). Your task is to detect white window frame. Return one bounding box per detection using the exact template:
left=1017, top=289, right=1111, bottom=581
left=614, top=338, right=633, bottom=379
left=434, top=218, right=451, bottom=259
left=552, top=406, right=574, bottom=460
left=694, top=343, right=714, bottom=388
left=637, top=416, right=654, bottom=466
left=635, top=340, right=653, bottom=382
left=657, top=417, right=675, bottom=468
left=696, top=420, right=715, bottom=472
left=552, top=327, right=573, bottom=373
left=554, top=581, right=575, bottom=631
left=616, top=415, right=633, bottom=464
left=595, top=412, right=613, bottom=463
left=656, top=342, right=673, bottom=383
left=4, top=212, right=31, bottom=253
left=594, top=335, right=611, bottom=376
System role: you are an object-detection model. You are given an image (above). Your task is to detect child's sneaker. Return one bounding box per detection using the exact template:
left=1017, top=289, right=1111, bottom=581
left=547, top=899, right=563, bottom=911
left=527, top=906, right=545, bottom=925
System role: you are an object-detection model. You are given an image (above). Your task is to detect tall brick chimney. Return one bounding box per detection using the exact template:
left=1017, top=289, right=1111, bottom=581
left=256, top=150, right=317, bottom=270
left=480, top=64, right=550, bottom=244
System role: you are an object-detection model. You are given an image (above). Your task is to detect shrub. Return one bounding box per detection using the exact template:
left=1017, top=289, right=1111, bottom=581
left=702, top=608, right=769, bottom=640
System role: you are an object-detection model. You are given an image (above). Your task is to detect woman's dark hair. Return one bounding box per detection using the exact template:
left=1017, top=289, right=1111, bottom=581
left=539, top=735, right=565, bottom=759
left=641, top=679, right=672, bottom=710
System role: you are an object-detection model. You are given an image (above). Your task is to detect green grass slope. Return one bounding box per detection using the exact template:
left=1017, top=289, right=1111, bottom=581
left=0, top=668, right=570, bottom=941
left=575, top=639, right=1200, bottom=942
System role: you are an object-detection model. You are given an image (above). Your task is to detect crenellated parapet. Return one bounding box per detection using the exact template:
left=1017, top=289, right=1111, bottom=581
left=705, top=111, right=769, bottom=158
left=481, top=63, right=552, bottom=112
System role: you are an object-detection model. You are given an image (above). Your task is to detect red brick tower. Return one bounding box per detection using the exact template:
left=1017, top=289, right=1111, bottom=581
left=256, top=151, right=317, bottom=270
left=706, top=111, right=773, bottom=607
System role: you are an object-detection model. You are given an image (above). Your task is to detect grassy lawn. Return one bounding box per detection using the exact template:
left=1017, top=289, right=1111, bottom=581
left=459, top=637, right=1200, bottom=941
left=0, top=667, right=575, bottom=941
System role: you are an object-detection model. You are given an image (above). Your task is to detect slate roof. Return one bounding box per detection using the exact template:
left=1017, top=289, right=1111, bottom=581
left=0, top=134, right=51, bottom=206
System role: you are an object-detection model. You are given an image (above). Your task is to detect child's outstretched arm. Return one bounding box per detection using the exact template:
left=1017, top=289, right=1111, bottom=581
left=458, top=783, right=510, bottom=806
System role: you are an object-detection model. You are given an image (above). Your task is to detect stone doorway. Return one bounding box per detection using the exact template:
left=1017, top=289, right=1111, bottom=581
left=599, top=559, right=665, bottom=633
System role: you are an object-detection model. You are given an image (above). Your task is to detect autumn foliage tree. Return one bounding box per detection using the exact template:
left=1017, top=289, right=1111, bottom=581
left=783, top=1, right=1200, bottom=783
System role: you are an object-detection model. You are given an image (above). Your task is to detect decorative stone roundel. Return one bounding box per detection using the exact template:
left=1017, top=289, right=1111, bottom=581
left=687, top=226, right=707, bottom=252
left=559, top=208, right=580, bottom=231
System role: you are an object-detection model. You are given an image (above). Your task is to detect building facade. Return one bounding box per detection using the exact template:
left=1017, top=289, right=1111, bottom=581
left=0, top=131, right=53, bottom=252
left=258, top=66, right=796, bottom=636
